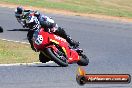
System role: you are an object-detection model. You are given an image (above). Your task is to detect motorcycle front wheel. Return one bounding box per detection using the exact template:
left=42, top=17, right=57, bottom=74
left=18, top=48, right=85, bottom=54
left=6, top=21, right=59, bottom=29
left=44, top=48, right=68, bottom=67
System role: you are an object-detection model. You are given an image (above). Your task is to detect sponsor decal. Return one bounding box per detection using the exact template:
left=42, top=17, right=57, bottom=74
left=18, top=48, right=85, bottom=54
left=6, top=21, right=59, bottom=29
left=54, top=35, right=66, bottom=42
left=50, top=39, right=59, bottom=44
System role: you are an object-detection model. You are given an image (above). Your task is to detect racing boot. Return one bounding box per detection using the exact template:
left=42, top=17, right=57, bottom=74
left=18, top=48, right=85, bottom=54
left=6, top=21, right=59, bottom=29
left=66, top=35, right=80, bottom=49
left=55, top=27, right=80, bottom=48
left=75, top=48, right=83, bottom=54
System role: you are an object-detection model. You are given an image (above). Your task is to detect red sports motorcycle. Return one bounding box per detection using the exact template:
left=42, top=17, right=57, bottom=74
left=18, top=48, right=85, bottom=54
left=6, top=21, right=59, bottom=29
left=33, top=28, right=89, bottom=67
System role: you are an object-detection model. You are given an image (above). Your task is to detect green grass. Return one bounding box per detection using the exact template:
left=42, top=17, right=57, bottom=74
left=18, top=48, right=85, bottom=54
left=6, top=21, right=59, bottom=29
left=0, top=39, right=39, bottom=64
left=1, top=0, right=132, bottom=18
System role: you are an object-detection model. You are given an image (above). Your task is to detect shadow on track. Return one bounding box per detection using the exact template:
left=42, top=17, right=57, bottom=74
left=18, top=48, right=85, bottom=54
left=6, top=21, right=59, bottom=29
left=37, top=65, right=61, bottom=67
left=28, top=63, right=76, bottom=68
left=7, top=29, right=29, bottom=31
left=29, top=63, right=63, bottom=68
left=30, top=65, right=62, bottom=68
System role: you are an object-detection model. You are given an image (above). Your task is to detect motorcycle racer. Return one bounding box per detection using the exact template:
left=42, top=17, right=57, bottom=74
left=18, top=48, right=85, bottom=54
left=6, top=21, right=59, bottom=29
left=15, top=6, right=29, bottom=28
left=15, top=6, right=39, bottom=28
left=15, top=6, right=79, bottom=51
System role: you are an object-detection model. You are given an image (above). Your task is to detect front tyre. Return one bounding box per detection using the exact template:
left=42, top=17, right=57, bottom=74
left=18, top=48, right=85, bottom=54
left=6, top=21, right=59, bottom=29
left=77, top=54, right=89, bottom=66
left=44, top=48, right=68, bottom=67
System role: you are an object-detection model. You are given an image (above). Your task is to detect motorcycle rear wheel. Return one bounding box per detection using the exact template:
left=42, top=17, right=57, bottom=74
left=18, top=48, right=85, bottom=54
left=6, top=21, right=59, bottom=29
left=44, top=48, right=68, bottom=67
left=77, top=54, right=89, bottom=66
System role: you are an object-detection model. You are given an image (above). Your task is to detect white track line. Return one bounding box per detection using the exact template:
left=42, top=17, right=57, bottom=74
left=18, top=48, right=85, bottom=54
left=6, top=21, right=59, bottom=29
left=0, top=38, right=30, bottom=44
left=0, top=61, right=54, bottom=66
left=0, top=38, right=54, bottom=66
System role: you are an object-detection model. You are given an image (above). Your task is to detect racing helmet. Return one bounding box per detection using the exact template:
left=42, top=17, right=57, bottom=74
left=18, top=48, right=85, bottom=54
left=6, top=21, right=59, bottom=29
left=15, top=7, right=24, bottom=18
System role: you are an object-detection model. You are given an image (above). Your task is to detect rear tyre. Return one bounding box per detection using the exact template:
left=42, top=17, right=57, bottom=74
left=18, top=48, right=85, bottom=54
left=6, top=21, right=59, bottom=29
left=44, top=48, right=68, bottom=67
left=39, top=52, right=50, bottom=63
left=77, top=54, right=89, bottom=66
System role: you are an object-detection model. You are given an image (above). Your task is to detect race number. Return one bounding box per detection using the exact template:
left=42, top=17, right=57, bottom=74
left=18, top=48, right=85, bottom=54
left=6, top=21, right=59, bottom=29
left=35, top=35, right=43, bottom=45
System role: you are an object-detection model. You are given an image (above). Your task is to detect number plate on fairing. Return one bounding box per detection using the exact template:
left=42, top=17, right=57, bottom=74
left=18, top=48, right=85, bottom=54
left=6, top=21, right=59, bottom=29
left=34, top=35, right=43, bottom=45
left=33, top=30, right=43, bottom=45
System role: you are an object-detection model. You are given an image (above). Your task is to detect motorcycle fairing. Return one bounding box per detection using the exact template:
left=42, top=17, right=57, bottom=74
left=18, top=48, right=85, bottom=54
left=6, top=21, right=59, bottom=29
left=33, top=28, right=80, bottom=63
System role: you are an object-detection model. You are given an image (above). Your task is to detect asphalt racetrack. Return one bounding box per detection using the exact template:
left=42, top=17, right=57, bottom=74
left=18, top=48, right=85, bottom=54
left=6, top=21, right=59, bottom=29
left=0, top=7, right=132, bottom=88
